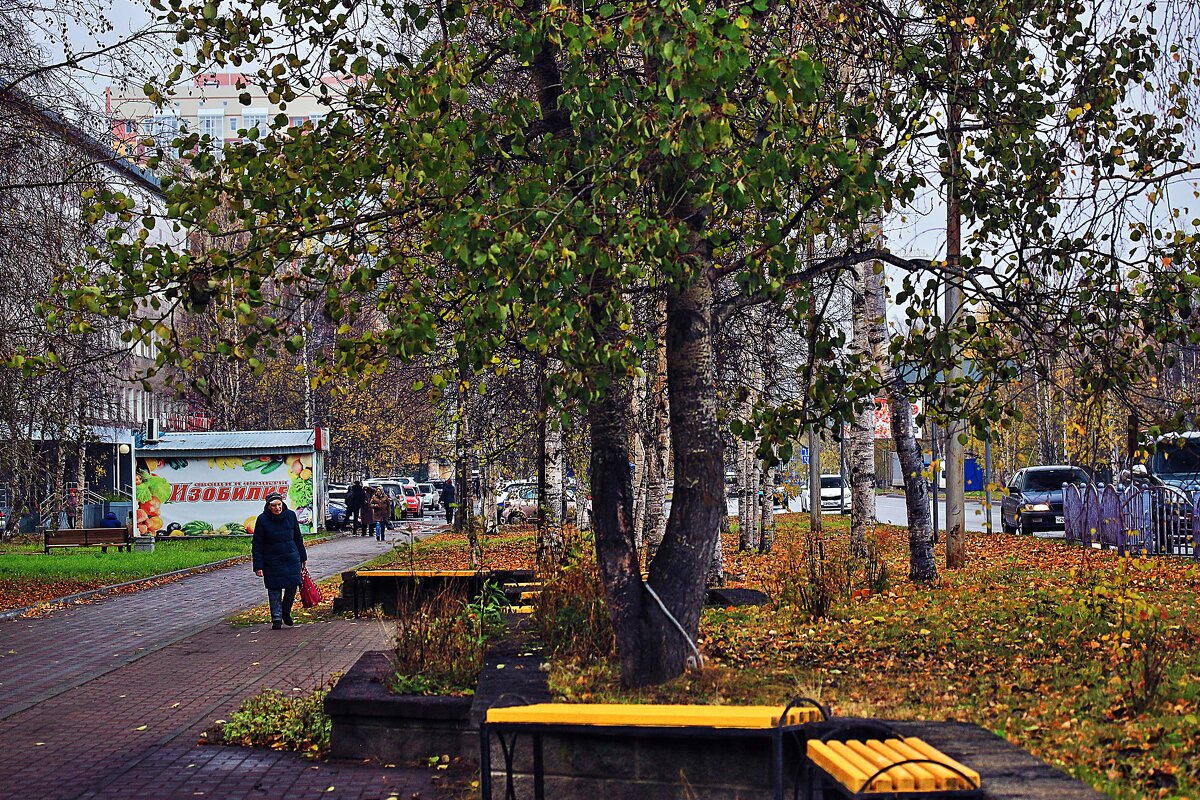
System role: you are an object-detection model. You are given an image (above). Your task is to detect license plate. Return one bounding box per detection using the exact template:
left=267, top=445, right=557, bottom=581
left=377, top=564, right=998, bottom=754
left=1055, top=516, right=1064, bottom=524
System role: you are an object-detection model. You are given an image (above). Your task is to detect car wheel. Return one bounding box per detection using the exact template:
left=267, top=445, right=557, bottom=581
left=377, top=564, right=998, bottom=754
left=507, top=511, right=525, bottom=525
left=1001, top=517, right=1014, bottom=534
left=1019, top=518, right=1031, bottom=536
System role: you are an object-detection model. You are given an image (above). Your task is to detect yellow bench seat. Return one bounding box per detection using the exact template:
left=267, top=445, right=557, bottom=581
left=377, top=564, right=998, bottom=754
left=807, top=737, right=981, bottom=794
left=486, top=702, right=823, bottom=729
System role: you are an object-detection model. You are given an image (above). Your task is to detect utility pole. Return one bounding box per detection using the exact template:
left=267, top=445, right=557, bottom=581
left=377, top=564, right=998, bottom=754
left=944, top=16, right=967, bottom=568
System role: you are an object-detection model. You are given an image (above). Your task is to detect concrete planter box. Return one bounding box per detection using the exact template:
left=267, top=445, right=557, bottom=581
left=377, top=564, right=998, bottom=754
left=325, top=651, right=476, bottom=765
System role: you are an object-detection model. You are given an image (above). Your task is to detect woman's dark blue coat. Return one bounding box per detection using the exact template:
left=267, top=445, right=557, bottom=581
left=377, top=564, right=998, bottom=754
left=252, top=501, right=308, bottom=590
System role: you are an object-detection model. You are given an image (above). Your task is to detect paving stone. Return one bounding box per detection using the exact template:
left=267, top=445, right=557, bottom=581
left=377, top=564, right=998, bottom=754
left=0, top=534, right=469, bottom=799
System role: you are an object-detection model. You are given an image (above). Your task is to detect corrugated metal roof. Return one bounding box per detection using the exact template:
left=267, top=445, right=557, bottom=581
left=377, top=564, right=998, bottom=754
left=137, top=430, right=317, bottom=455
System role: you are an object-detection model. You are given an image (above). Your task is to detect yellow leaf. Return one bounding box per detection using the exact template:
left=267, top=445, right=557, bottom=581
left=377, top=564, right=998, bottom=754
left=1066, top=107, right=1083, bottom=122
left=135, top=725, right=148, bottom=731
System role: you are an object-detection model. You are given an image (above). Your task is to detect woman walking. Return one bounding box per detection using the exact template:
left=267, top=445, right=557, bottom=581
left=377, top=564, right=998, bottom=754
left=252, top=492, right=308, bottom=630
left=370, top=486, right=390, bottom=541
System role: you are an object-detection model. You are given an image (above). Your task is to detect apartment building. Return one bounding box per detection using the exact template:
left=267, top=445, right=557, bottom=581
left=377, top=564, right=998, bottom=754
left=107, top=72, right=353, bottom=158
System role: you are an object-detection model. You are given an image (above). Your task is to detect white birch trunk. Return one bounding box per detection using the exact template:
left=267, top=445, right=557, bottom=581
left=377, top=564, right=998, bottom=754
left=643, top=314, right=670, bottom=557
left=759, top=464, right=775, bottom=553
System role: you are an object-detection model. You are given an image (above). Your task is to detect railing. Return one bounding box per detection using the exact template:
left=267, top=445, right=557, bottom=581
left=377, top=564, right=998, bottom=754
left=1064, top=483, right=1199, bottom=558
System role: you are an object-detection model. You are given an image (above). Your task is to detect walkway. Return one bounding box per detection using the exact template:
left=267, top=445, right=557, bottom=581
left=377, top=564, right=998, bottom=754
left=0, top=532, right=465, bottom=799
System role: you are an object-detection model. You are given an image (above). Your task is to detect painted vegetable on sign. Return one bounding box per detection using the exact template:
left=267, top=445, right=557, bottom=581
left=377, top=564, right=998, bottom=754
left=136, top=452, right=317, bottom=535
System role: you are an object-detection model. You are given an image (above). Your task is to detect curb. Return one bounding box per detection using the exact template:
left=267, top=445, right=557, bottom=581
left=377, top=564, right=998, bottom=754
left=0, top=534, right=338, bottom=622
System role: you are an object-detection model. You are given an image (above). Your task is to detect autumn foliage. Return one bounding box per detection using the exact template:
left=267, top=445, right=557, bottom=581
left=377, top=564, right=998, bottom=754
left=397, top=518, right=1199, bottom=799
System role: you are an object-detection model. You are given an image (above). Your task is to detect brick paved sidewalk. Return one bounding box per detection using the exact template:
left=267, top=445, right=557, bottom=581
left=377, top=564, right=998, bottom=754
left=0, top=532, right=396, bottom=720
left=0, top=531, right=469, bottom=799
left=0, top=617, right=466, bottom=799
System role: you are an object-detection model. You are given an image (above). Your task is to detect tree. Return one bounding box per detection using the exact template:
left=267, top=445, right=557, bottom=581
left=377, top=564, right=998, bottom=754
left=69, top=0, right=1200, bottom=687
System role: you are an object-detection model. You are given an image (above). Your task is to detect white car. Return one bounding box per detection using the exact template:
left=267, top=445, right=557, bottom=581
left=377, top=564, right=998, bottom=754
left=798, top=474, right=848, bottom=513
left=417, top=482, right=438, bottom=511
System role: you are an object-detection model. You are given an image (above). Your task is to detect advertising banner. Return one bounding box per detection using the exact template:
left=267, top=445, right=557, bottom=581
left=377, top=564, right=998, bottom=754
left=872, top=397, right=923, bottom=440
left=135, top=453, right=316, bottom=536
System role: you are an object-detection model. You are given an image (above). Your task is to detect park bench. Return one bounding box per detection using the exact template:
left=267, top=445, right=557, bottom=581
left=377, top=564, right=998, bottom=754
left=803, top=719, right=983, bottom=799
left=480, top=698, right=828, bottom=800
left=44, top=527, right=133, bottom=554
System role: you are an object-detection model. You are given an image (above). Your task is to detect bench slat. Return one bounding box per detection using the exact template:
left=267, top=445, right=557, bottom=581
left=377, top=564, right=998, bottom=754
left=863, top=740, right=938, bottom=790
left=808, top=739, right=874, bottom=793
left=486, top=702, right=822, bottom=729
left=900, top=737, right=981, bottom=789
left=846, top=740, right=916, bottom=791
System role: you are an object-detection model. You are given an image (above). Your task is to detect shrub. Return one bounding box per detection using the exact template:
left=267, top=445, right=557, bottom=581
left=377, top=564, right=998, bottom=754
left=534, top=546, right=615, bottom=663
left=220, top=683, right=333, bottom=757
left=390, top=585, right=504, bottom=696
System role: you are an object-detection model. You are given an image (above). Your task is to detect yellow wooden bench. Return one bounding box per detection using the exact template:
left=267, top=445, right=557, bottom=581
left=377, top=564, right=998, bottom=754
left=806, top=735, right=982, bottom=798
left=481, top=699, right=827, bottom=800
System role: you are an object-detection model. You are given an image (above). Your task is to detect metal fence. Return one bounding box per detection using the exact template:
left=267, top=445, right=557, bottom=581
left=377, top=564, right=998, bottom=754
left=1063, top=483, right=1200, bottom=558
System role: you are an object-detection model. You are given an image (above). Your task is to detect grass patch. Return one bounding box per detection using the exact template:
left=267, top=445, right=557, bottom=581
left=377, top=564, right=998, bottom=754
left=0, top=533, right=327, bottom=612
left=218, top=681, right=335, bottom=757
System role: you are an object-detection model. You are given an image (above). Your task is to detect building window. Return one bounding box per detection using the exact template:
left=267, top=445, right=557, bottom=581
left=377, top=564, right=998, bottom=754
left=197, top=110, right=224, bottom=148
left=241, top=108, right=268, bottom=141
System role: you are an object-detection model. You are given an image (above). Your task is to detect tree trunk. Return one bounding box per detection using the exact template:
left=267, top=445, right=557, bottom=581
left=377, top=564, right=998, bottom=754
left=591, top=264, right=723, bottom=688
left=889, top=384, right=937, bottom=582
left=643, top=266, right=724, bottom=683
left=848, top=262, right=877, bottom=559
left=540, top=415, right=565, bottom=566
left=643, top=301, right=670, bottom=560
left=759, top=464, right=775, bottom=554
left=630, top=369, right=648, bottom=553
left=481, top=450, right=498, bottom=540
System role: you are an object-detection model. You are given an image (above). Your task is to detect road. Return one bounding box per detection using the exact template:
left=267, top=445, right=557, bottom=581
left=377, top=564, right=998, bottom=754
left=726, top=493, right=1065, bottom=537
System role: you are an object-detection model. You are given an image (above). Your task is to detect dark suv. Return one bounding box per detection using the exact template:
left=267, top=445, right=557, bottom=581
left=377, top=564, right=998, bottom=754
left=1001, top=465, right=1092, bottom=535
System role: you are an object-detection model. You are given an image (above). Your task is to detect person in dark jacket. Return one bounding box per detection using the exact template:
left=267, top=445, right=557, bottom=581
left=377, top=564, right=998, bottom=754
left=252, top=492, right=308, bottom=630
left=98, top=511, right=123, bottom=528
left=441, top=479, right=457, bottom=526
left=346, top=481, right=365, bottom=536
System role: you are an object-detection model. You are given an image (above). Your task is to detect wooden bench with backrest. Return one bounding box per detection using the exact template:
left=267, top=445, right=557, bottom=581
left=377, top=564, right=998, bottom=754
left=44, top=527, right=133, bottom=554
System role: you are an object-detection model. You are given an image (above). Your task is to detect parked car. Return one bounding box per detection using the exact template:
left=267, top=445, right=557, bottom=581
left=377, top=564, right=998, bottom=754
left=417, top=482, right=438, bottom=511
left=798, top=474, right=847, bottom=513
left=1000, top=465, right=1092, bottom=535
left=499, top=484, right=577, bottom=524
left=327, top=483, right=348, bottom=508
left=400, top=484, right=423, bottom=518
left=324, top=500, right=348, bottom=531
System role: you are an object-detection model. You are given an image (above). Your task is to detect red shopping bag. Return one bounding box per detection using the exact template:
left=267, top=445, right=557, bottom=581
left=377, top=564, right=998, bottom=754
left=300, top=567, right=321, bottom=608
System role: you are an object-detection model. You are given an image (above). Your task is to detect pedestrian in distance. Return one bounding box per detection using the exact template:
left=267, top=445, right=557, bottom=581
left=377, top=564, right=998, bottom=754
left=64, top=487, right=81, bottom=529
left=360, top=486, right=377, bottom=537
left=347, top=480, right=365, bottom=535
left=441, top=478, right=457, bottom=526
left=370, top=487, right=390, bottom=541
left=252, top=492, right=308, bottom=630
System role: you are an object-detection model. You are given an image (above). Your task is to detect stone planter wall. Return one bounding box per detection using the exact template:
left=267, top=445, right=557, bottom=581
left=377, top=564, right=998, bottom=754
left=324, top=651, right=477, bottom=765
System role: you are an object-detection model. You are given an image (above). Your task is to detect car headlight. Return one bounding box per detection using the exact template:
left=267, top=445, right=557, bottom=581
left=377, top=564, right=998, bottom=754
left=1022, top=502, right=1051, bottom=512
